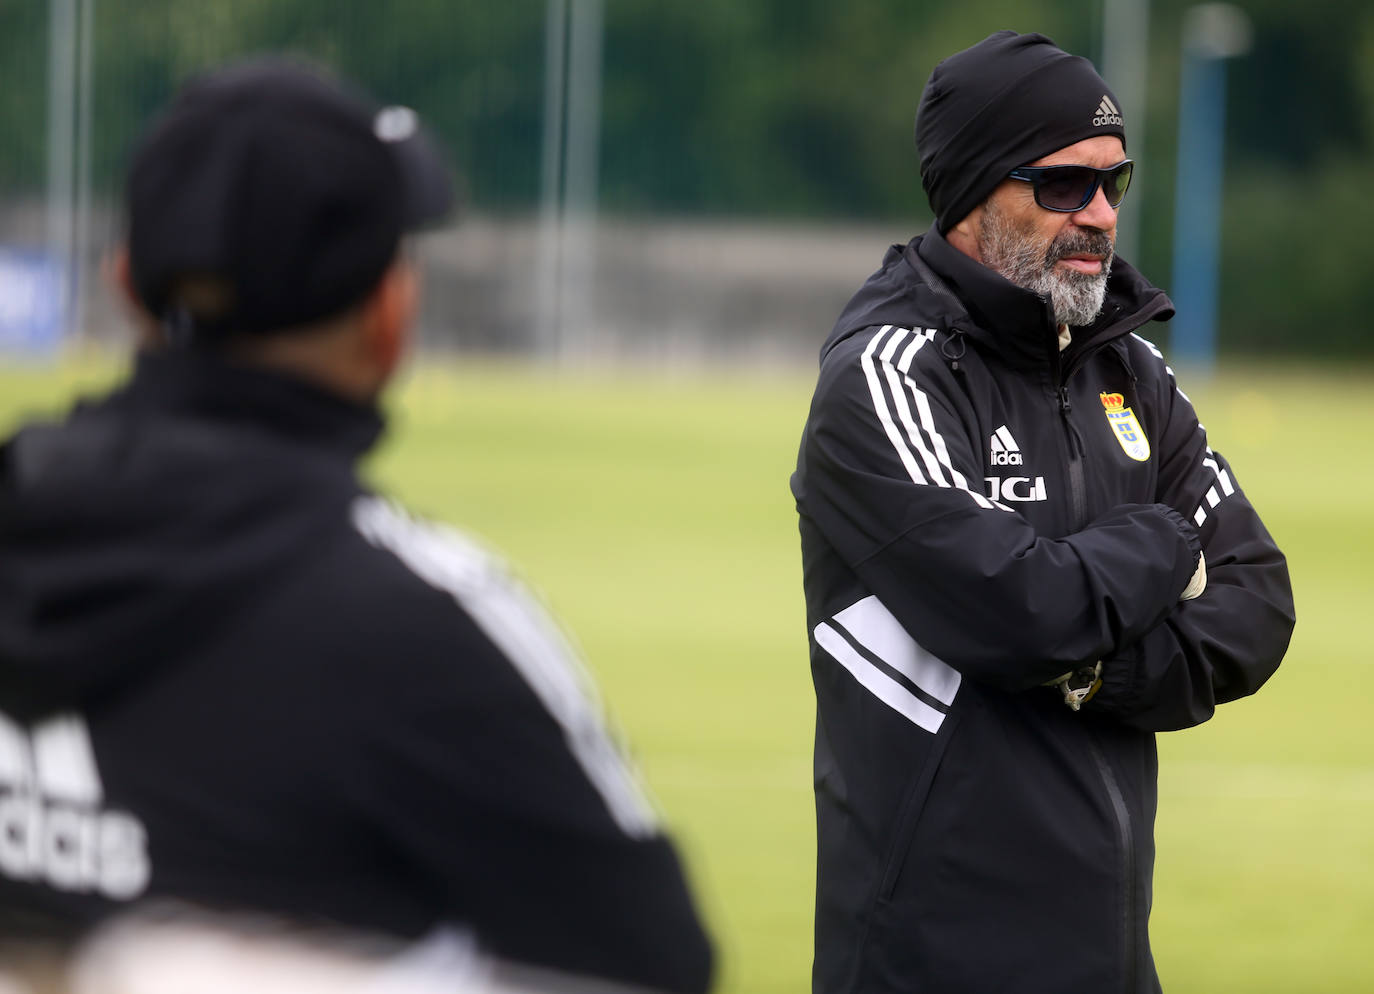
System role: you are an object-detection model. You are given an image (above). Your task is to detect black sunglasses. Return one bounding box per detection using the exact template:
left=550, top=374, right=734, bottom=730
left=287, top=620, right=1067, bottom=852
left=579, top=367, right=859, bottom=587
left=1006, top=159, right=1134, bottom=213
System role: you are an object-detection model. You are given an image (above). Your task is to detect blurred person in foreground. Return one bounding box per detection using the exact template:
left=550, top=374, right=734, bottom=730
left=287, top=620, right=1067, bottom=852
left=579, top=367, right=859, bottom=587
left=0, top=58, right=712, bottom=994
left=791, top=30, right=1294, bottom=994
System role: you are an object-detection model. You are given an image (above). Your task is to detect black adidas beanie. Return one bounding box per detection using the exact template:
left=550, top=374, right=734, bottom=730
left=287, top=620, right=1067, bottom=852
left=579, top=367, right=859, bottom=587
left=915, top=31, right=1126, bottom=232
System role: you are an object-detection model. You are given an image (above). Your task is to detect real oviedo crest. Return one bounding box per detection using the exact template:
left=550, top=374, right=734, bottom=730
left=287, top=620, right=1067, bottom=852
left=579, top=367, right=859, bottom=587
left=1100, top=392, right=1150, bottom=462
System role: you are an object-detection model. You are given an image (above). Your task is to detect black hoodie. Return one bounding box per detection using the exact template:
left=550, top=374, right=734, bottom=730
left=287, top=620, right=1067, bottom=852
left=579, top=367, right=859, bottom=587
left=792, top=229, right=1294, bottom=993
left=0, top=351, right=713, bottom=993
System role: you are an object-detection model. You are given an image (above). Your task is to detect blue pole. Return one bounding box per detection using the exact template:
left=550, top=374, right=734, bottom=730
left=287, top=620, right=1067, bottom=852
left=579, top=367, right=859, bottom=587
left=1169, top=48, right=1228, bottom=373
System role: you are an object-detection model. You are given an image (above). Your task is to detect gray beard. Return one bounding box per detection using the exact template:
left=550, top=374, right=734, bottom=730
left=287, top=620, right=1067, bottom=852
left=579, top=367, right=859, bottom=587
left=979, top=203, right=1114, bottom=328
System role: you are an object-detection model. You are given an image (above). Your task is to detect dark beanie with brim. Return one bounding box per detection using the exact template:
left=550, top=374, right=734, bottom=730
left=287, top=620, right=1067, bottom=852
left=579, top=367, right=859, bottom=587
left=916, top=31, right=1127, bottom=232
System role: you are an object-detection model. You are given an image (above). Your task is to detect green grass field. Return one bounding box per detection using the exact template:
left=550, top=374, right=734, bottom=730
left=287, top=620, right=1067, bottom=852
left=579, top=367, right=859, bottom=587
left=2, top=353, right=1371, bottom=992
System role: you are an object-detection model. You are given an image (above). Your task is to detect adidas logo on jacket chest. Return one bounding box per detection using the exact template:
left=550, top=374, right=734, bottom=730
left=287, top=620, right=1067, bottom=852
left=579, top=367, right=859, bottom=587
left=988, top=424, right=1023, bottom=465
left=983, top=393, right=1154, bottom=505
left=985, top=425, right=1046, bottom=501
left=0, top=711, right=150, bottom=901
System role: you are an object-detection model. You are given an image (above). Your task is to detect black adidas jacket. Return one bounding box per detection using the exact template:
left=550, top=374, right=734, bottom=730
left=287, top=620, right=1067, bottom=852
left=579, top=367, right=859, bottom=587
left=0, top=351, right=713, bottom=993
left=791, top=229, right=1295, bottom=994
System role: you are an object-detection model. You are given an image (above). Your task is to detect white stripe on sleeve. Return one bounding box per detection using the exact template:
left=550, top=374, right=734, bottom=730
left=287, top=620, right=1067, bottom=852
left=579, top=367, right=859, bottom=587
left=861, top=326, right=930, bottom=487
left=351, top=496, right=658, bottom=838
left=815, top=623, right=947, bottom=734
left=833, top=596, right=961, bottom=706
left=859, top=326, right=1007, bottom=512
left=1131, top=332, right=1191, bottom=402
left=814, top=595, right=961, bottom=735
left=878, top=328, right=949, bottom=486
left=1203, top=449, right=1237, bottom=496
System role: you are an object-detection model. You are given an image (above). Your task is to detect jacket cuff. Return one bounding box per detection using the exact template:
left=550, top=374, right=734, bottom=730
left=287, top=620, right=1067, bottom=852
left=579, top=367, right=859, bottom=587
left=1154, top=502, right=1203, bottom=587
left=1088, top=508, right=1201, bottom=717
left=1088, top=638, right=1147, bottom=716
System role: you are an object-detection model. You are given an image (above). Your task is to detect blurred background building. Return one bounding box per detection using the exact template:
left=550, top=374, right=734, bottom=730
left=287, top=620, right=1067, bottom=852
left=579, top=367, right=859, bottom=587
left=1, top=0, right=1370, bottom=365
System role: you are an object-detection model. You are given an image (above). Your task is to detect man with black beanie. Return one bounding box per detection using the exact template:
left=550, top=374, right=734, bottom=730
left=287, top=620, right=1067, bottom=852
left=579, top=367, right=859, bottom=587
left=791, top=31, right=1293, bottom=993
left=0, top=58, right=713, bottom=993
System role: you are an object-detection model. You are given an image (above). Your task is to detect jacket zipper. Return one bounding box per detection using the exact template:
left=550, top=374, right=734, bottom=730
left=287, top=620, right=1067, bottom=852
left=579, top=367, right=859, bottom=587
left=1061, top=356, right=1137, bottom=991
left=1056, top=385, right=1087, bottom=530
left=1087, top=730, right=1138, bottom=993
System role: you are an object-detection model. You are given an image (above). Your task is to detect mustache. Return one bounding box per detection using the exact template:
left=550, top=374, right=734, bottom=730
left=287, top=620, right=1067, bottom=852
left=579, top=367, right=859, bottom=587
left=1047, top=229, right=1115, bottom=267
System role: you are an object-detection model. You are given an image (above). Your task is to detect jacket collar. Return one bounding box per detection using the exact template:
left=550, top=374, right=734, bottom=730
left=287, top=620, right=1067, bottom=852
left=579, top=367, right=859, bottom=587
left=106, top=348, right=386, bottom=460
left=911, top=226, right=1174, bottom=370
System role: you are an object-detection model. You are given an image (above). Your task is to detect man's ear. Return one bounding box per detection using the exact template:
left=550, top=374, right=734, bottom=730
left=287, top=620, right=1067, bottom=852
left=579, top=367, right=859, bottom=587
left=946, top=205, right=985, bottom=264
left=107, top=247, right=163, bottom=347
left=358, top=258, right=419, bottom=382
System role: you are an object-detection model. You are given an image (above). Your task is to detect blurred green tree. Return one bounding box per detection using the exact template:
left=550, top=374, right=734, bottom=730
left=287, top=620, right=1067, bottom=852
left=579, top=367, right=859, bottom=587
left=0, top=0, right=1367, bottom=353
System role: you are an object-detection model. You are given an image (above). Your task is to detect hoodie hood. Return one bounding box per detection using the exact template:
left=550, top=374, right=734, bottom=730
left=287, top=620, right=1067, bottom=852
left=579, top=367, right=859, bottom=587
left=0, top=351, right=383, bottom=719
left=821, top=227, right=1173, bottom=368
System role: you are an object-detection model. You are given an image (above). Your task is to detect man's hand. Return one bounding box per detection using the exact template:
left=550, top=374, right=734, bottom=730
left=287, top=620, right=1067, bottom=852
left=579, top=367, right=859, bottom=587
left=1043, top=662, right=1103, bottom=711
